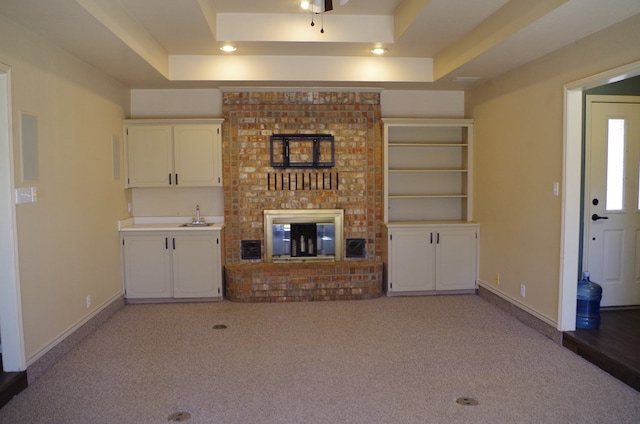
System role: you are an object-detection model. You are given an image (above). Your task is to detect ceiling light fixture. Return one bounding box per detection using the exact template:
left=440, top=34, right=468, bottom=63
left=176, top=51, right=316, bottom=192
left=301, top=0, right=349, bottom=34
left=370, top=47, right=388, bottom=55
left=220, top=45, right=236, bottom=53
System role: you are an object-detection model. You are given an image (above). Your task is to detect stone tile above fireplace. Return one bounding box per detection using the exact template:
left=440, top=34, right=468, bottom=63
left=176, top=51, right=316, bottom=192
left=222, top=90, right=383, bottom=265
left=221, top=90, right=384, bottom=302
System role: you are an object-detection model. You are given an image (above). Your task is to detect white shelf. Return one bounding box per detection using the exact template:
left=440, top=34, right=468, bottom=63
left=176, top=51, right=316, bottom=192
left=383, top=118, right=474, bottom=223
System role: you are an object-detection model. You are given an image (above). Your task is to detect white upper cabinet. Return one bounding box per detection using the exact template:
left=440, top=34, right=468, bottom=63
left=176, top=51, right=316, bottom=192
left=126, top=125, right=173, bottom=187
left=383, top=118, right=474, bottom=223
left=124, top=119, right=223, bottom=188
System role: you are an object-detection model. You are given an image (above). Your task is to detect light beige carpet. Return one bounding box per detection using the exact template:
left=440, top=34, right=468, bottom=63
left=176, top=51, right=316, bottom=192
left=1, top=295, right=638, bottom=423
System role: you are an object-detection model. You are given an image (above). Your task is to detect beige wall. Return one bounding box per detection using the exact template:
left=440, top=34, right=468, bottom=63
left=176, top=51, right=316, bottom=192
left=466, top=14, right=640, bottom=323
left=131, top=187, right=224, bottom=218
left=0, top=16, right=130, bottom=362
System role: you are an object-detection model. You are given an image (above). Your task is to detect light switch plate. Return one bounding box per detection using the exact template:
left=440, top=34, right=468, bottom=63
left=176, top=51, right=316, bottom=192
left=15, top=186, right=38, bottom=204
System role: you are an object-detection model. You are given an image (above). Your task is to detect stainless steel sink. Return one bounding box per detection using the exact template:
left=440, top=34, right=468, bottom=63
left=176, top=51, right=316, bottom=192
left=179, top=222, right=213, bottom=227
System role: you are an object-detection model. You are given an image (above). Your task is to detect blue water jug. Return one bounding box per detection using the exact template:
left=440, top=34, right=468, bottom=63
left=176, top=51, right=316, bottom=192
left=576, top=271, right=602, bottom=330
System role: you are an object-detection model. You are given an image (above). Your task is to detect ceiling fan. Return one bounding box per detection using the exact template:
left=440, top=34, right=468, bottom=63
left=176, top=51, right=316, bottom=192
left=303, top=0, right=350, bottom=14
left=302, top=0, right=350, bottom=33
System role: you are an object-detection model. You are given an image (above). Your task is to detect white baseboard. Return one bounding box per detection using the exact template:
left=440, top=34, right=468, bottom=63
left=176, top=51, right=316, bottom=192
left=478, top=281, right=558, bottom=329
left=26, top=290, right=123, bottom=367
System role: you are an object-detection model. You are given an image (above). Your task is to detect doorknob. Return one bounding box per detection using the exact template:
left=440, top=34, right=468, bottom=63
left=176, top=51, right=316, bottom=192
left=591, top=213, right=609, bottom=221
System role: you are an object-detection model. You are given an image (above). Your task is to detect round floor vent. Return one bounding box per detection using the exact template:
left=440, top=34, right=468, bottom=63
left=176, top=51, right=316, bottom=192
left=456, top=397, right=479, bottom=406
left=168, top=411, right=191, bottom=422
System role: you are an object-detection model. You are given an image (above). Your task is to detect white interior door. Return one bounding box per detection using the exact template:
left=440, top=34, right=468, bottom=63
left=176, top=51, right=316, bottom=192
left=585, top=96, right=640, bottom=307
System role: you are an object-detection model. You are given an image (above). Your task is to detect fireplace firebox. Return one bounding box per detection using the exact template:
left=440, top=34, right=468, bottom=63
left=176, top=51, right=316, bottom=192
left=264, top=209, right=343, bottom=262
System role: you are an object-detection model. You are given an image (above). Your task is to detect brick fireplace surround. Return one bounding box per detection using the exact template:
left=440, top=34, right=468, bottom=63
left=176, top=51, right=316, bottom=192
left=222, top=90, right=384, bottom=302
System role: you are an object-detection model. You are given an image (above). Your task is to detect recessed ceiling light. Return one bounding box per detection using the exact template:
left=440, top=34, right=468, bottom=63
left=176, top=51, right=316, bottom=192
left=370, top=47, right=388, bottom=55
left=220, top=45, right=236, bottom=53
left=300, top=1, right=311, bottom=10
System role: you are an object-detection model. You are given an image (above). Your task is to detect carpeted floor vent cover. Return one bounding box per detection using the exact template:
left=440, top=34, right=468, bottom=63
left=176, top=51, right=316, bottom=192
left=168, top=411, right=191, bottom=421
left=456, top=397, right=479, bottom=406
left=213, top=324, right=227, bottom=330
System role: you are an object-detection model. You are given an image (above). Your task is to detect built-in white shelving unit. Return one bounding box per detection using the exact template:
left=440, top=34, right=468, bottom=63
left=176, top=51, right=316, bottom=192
left=382, top=118, right=478, bottom=295
left=383, top=118, right=474, bottom=223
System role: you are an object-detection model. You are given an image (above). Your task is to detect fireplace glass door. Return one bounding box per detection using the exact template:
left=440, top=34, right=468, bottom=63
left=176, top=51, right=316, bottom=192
left=272, top=223, right=335, bottom=260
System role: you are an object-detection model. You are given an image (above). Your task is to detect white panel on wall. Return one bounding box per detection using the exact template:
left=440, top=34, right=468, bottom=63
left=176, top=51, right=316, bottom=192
left=112, top=135, right=120, bottom=180
left=381, top=90, right=465, bottom=118
left=130, top=88, right=464, bottom=120
left=20, top=112, right=39, bottom=181
left=130, top=89, right=223, bottom=118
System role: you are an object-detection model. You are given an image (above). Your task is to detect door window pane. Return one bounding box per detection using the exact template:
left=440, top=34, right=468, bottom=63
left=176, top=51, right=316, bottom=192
left=606, top=118, right=625, bottom=211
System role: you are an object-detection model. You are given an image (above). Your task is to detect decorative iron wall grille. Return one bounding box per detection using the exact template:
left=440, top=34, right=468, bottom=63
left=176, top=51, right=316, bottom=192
left=270, top=134, right=335, bottom=169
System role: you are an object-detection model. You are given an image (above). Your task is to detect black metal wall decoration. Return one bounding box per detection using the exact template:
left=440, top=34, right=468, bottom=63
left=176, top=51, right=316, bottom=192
left=267, top=171, right=338, bottom=191
left=270, top=134, right=334, bottom=169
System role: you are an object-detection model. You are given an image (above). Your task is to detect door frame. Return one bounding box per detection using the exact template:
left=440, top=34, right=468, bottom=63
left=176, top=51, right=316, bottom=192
left=559, top=60, right=640, bottom=331
left=0, top=62, right=27, bottom=371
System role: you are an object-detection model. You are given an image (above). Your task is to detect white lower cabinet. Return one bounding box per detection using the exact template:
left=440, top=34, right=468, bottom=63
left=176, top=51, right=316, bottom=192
left=386, top=224, right=479, bottom=294
left=172, top=235, right=221, bottom=298
left=122, top=231, right=223, bottom=300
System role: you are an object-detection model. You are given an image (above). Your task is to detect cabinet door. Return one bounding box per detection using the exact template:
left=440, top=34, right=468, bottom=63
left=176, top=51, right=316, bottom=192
left=435, top=228, right=477, bottom=291
left=126, top=125, right=173, bottom=187
left=174, top=125, right=222, bottom=187
left=172, top=234, right=221, bottom=298
left=388, top=230, right=435, bottom=292
left=123, top=235, right=172, bottom=298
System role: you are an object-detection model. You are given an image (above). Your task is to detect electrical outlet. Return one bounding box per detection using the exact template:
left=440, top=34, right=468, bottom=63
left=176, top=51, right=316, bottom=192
left=86, top=295, right=92, bottom=309
left=520, top=284, right=526, bottom=298
left=494, top=273, right=500, bottom=285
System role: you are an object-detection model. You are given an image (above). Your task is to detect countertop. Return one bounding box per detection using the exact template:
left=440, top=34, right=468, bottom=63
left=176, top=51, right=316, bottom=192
left=118, top=216, right=224, bottom=232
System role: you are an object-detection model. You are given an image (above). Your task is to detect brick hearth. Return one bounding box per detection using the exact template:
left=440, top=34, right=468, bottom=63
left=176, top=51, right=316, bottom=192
left=222, top=89, right=384, bottom=302
left=225, top=261, right=383, bottom=302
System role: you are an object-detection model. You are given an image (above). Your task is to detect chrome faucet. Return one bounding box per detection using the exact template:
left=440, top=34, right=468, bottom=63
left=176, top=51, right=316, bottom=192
left=194, top=204, right=204, bottom=223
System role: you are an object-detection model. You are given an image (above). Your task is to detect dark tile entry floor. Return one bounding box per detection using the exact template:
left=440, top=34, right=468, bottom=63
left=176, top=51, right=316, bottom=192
left=0, top=355, right=28, bottom=409
left=563, top=308, right=640, bottom=391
